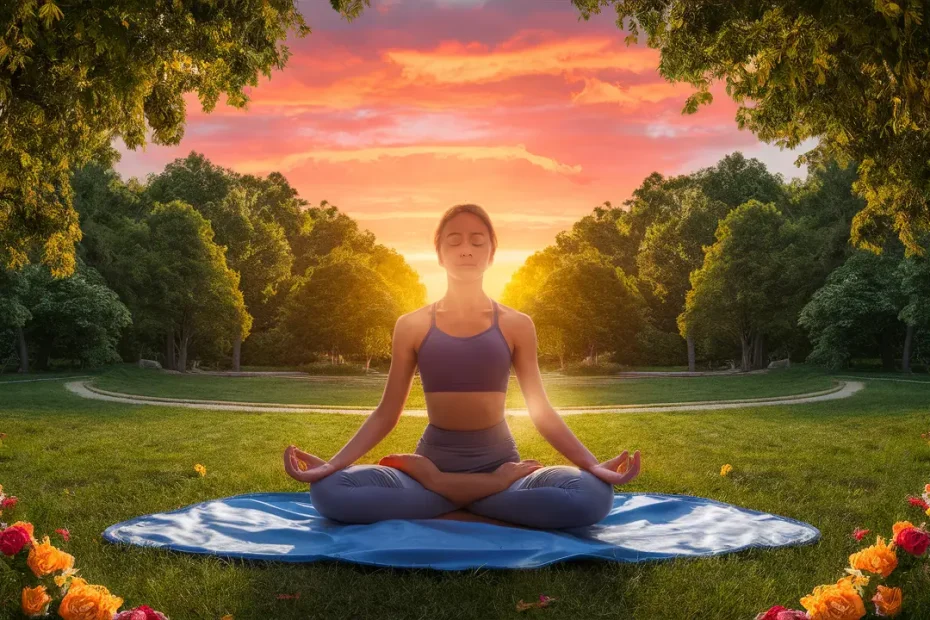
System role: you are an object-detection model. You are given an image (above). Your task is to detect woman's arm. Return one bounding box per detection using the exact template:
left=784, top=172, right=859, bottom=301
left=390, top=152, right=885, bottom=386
left=509, top=311, right=642, bottom=484
left=325, top=316, right=419, bottom=470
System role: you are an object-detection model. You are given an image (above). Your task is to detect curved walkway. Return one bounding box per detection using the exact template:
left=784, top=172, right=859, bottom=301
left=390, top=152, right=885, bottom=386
left=63, top=379, right=864, bottom=415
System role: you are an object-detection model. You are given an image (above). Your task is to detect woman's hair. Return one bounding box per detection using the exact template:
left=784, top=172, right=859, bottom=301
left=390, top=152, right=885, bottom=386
left=433, top=204, right=498, bottom=260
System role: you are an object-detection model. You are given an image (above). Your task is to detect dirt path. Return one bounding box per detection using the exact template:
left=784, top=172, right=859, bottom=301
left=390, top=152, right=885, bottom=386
left=62, top=379, right=864, bottom=415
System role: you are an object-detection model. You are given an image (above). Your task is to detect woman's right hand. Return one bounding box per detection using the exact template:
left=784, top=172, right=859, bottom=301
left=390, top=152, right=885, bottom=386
left=283, top=445, right=338, bottom=484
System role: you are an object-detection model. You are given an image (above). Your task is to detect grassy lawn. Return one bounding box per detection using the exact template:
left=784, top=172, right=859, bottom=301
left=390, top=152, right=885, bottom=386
left=1, top=372, right=929, bottom=619
left=88, top=364, right=839, bottom=407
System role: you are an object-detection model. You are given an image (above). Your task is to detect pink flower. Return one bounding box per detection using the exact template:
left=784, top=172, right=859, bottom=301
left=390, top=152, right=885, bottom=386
left=893, top=526, right=930, bottom=556
left=755, top=606, right=809, bottom=620
left=1, top=496, right=18, bottom=510
left=907, top=496, right=930, bottom=510
left=112, top=605, right=169, bottom=620
left=853, top=528, right=870, bottom=541
left=0, top=525, right=31, bottom=556
left=55, top=528, right=70, bottom=542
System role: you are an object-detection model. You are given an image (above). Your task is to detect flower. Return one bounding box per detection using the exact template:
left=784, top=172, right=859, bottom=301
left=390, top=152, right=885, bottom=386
left=10, top=520, right=36, bottom=543
left=220, top=615, right=233, bottom=620
left=113, top=604, right=170, bottom=620
left=21, top=585, right=52, bottom=618
left=56, top=527, right=71, bottom=542
left=892, top=526, right=929, bottom=556
left=848, top=536, right=897, bottom=578
left=907, top=496, right=929, bottom=510
left=891, top=521, right=914, bottom=538
left=871, top=586, right=902, bottom=617
left=54, top=566, right=81, bottom=588
left=57, top=577, right=123, bottom=620
left=800, top=577, right=866, bottom=620
left=516, top=594, right=557, bottom=612
left=755, top=605, right=810, bottom=620
left=2, top=496, right=18, bottom=510
left=26, top=535, right=75, bottom=578
left=0, top=525, right=32, bottom=556
left=720, top=464, right=733, bottom=476
left=840, top=570, right=870, bottom=594
left=194, top=464, right=207, bottom=477
left=852, top=528, right=870, bottom=541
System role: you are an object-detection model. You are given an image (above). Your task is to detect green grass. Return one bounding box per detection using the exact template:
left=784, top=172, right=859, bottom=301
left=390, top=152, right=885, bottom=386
left=1, top=371, right=929, bottom=619
left=89, top=364, right=838, bottom=407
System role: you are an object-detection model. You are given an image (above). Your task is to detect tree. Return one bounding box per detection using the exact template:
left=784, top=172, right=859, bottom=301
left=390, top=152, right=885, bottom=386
left=1, top=0, right=310, bottom=277
left=570, top=0, right=930, bottom=256
left=18, top=261, right=131, bottom=369
left=799, top=249, right=906, bottom=370
left=680, top=201, right=810, bottom=371
left=279, top=249, right=399, bottom=365
left=532, top=250, right=645, bottom=365
left=146, top=201, right=251, bottom=371
left=896, top=245, right=930, bottom=372
left=0, top=267, right=32, bottom=372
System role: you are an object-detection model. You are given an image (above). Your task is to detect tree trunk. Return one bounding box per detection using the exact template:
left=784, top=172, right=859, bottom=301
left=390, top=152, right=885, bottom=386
left=686, top=334, right=696, bottom=372
left=177, top=336, right=189, bottom=372
left=16, top=326, right=28, bottom=373
left=164, top=329, right=176, bottom=370
left=740, top=334, right=751, bottom=372
left=880, top=327, right=895, bottom=371
left=902, top=323, right=914, bottom=373
left=232, top=331, right=242, bottom=372
left=365, top=356, right=371, bottom=372
left=752, top=332, right=766, bottom=370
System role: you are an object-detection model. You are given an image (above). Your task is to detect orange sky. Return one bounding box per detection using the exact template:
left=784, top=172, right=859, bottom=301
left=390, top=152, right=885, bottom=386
left=113, top=0, right=817, bottom=302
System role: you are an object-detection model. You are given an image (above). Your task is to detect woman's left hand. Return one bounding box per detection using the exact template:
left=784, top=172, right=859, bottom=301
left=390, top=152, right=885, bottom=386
left=586, top=450, right=641, bottom=486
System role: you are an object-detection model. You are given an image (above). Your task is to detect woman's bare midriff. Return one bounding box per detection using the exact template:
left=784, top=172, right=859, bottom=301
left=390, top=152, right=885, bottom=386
left=423, top=391, right=506, bottom=431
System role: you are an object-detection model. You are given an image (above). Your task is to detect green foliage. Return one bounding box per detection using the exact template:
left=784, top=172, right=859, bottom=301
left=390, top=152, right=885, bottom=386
left=0, top=0, right=310, bottom=277
left=571, top=0, right=930, bottom=255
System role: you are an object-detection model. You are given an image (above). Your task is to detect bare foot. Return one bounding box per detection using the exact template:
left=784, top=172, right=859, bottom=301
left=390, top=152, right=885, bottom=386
left=494, top=460, right=544, bottom=486
left=379, top=453, right=441, bottom=486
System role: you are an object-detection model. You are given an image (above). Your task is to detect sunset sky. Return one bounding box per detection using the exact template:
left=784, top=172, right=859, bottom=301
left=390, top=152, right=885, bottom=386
left=113, top=0, right=818, bottom=302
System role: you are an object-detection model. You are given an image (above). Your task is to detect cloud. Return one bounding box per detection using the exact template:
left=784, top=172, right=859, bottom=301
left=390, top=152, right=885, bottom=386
left=570, top=77, right=695, bottom=107
left=236, top=144, right=582, bottom=175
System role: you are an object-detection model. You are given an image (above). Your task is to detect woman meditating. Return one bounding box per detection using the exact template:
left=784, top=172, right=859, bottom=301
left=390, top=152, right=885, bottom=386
left=283, top=204, right=642, bottom=529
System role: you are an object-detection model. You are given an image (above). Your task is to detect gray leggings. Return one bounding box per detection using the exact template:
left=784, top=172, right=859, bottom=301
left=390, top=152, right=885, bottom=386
left=310, top=420, right=614, bottom=529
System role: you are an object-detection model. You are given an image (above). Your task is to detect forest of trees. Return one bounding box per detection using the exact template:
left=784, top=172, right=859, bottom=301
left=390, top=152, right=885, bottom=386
left=2, top=150, right=929, bottom=375
left=3, top=1, right=930, bottom=375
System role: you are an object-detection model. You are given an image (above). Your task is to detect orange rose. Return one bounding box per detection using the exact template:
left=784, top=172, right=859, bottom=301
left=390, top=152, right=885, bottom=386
left=58, top=577, right=124, bottom=620
left=26, top=535, right=75, bottom=578
left=21, top=585, right=52, bottom=618
left=10, top=521, right=36, bottom=543
left=891, top=521, right=914, bottom=539
left=800, top=577, right=866, bottom=620
left=849, top=536, right=898, bottom=578
left=872, top=585, right=902, bottom=617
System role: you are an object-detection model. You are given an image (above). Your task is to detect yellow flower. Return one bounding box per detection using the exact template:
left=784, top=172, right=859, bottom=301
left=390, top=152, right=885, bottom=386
left=220, top=615, right=234, bottom=620
left=720, top=464, right=733, bottom=477
left=21, top=585, right=52, bottom=618
left=871, top=585, right=902, bottom=617
left=54, top=566, right=81, bottom=587
left=849, top=536, right=898, bottom=578
left=194, top=463, right=207, bottom=477
left=800, top=577, right=866, bottom=620
left=26, top=535, right=75, bottom=578
left=925, top=507, right=930, bottom=517
left=58, top=577, right=123, bottom=620
left=840, top=569, right=870, bottom=594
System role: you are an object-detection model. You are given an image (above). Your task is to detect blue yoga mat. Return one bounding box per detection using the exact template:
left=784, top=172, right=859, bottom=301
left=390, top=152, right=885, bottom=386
left=102, top=492, right=819, bottom=570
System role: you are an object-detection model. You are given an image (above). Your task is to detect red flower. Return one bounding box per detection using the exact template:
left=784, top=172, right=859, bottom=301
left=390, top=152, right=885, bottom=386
left=907, top=495, right=930, bottom=510
left=1, top=496, right=18, bottom=510
left=755, top=606, right=809, bottom=620
left=0, top=525, right=32, bottom=556
left=55, top=528, right=70, bottom=542
left=853, top=528, right=870, bottom=541
left=894, top=527, right=930, bottom=556
left=112, top=605, right=169, bottom=620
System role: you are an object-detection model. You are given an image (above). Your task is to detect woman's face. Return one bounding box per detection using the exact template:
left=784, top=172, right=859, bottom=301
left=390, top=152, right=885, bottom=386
left=438, top=212, right=494, bottom=278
